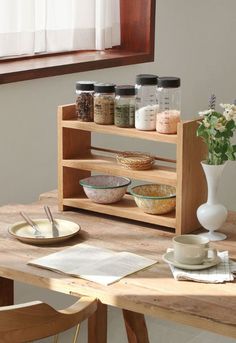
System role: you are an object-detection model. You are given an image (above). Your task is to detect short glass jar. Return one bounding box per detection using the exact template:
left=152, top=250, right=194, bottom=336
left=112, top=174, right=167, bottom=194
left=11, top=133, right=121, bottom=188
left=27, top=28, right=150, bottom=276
left=156, top=77, right=181, bottom=134
left=114, top=85, right=135, bottom=128
left=94, top=83, right=116, bottom=125
left=135, top=74, right=158, bottom=131
left=75, top=81, right=95, bottom=122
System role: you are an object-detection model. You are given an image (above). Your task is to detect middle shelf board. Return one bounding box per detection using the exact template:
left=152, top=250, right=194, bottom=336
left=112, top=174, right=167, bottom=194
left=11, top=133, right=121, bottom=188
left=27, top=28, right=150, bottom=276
left=63, top=195, right=176, bottom=229
left=63, top=153, right=177, bottom=186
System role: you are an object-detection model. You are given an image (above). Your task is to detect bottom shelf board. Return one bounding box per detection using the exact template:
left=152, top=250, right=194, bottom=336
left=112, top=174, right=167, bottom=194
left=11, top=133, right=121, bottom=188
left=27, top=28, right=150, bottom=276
left=62, top=195, right=176, bottom=229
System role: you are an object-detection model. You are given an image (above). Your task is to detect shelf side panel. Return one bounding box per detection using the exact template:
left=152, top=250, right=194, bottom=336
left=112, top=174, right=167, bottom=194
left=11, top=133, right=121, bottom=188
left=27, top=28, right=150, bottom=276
left=58, top=105, right=91, bottom=211
left=58, top=103, right=76, bottom=120
left=176, top=119, right=207, bottom=234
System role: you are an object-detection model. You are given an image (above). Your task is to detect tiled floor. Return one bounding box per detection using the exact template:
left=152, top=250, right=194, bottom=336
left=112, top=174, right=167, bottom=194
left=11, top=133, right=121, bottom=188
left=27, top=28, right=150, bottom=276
left=15, top=282, right=236, bottom=343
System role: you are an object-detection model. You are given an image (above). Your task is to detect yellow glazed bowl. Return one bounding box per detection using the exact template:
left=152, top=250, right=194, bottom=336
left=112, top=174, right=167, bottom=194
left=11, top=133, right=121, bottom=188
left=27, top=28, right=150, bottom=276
left=130, top=184, right=176, bottom=214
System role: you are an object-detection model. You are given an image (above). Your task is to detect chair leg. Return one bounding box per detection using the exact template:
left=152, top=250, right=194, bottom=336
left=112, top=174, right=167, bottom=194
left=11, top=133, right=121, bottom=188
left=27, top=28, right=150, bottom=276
left=72, top=324, right=80, bottom=343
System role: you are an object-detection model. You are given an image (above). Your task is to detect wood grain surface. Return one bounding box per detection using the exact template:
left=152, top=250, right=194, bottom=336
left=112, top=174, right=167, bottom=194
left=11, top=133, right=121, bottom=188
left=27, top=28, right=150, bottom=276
left=0, top=193, right=235, bottom=338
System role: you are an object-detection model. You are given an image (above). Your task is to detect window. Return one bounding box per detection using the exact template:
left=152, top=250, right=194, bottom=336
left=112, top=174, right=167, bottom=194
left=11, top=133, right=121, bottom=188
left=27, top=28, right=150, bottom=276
left=0, top=0, right=120, bottom=57
left=0, top=0, right=156, bottom=84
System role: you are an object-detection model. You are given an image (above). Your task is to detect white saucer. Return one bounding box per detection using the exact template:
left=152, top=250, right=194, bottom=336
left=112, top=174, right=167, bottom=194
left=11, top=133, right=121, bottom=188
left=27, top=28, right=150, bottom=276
left=162, top=251, right=221, bottom=270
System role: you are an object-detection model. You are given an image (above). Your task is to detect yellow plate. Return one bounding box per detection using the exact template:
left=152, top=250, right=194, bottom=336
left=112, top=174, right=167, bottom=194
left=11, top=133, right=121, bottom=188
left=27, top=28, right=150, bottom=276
left=8, top=219, right=81, bottom=245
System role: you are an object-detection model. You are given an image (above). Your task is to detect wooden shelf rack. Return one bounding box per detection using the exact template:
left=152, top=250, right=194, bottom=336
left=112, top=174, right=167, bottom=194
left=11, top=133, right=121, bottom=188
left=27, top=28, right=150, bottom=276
left=58, top=103, right=207, bottom=234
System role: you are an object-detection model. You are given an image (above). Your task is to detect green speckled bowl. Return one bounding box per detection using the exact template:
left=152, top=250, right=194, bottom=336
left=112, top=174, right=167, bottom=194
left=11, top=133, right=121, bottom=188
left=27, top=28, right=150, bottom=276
left=130, top=184, right=176, bottom=214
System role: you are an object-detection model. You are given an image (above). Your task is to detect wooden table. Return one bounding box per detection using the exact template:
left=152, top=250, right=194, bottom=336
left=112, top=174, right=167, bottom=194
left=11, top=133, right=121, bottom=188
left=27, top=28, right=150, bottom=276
left=0, top=191, right=235, bottom=342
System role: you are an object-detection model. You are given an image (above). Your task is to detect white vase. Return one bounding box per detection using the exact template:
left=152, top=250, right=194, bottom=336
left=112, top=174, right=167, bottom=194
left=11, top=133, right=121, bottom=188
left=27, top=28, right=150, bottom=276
left=197, top=161, right=228, bottom=241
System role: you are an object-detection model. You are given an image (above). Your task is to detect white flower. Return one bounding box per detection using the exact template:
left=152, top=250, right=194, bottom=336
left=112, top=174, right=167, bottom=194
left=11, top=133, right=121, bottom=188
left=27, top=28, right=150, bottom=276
left=215, top=121, right=226, bottom=132
left=219, top=103, right=236, bottom=110
left=203, top=118, right=210, bottom=128
left=223, top=109, right=231, bottom=121
left=220, top=103, right=231, bottom=109
left=198, top=109, right=214, bottom=117
left=220, top=103, right=236, bottom=123
left=223, top=108, right=236, bottom=122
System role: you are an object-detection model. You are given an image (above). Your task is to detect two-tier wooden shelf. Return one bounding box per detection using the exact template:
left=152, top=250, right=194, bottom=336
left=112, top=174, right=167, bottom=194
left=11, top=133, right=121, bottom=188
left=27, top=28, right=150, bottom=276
left=58, top=104, right=207, bottom=234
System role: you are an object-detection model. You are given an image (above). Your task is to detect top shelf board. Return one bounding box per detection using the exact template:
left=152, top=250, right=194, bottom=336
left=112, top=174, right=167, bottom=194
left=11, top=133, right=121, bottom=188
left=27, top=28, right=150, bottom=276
left=62, top=120, right=178, bottom=144
left=59, top=103, right=178, bottom=144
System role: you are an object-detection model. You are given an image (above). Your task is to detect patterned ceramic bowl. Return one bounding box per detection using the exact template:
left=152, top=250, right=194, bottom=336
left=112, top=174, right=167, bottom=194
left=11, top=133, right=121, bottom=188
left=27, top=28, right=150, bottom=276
left=130, top=184, right=176, bottom=214
left=80, top=175, right=131, bottom=204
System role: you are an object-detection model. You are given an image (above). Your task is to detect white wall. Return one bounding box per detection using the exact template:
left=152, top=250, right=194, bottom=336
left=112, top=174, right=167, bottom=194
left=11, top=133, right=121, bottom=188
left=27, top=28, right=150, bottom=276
left=0, top=0, right=235, bottom=209
left=1, top=1, right=236, bottom=342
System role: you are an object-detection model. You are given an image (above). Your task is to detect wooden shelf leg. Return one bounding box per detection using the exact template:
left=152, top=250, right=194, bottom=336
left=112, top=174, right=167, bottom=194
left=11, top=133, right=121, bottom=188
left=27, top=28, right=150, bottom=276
left=122, top=309, right=149, bottom=343
left=88, top=301, right=107, bottom=343
left=176, top=120, right=207, bottom=234
left=0, top=277, right=14, bottom=306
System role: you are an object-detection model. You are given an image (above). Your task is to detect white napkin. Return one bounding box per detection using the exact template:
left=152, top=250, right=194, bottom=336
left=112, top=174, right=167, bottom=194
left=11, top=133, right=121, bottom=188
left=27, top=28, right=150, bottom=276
left=29, top=243, right=158, bottom=286
left=168, top=251, right=236, bottom=283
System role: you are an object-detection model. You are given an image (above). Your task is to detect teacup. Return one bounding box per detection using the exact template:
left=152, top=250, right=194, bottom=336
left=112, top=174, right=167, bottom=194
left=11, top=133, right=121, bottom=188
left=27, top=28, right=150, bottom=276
left=172, top=235, right=217, bottom=265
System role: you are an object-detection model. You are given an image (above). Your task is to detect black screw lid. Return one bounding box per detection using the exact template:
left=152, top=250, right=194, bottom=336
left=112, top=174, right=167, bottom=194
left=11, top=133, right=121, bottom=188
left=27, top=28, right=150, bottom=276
left=94, top=83, right=116, bottom=93
left=76, top=81, right=95, bottom=91
left=115, top=85, right=135, bottom=96
left=135, top=74, right=158, bottom=85
left=158, top=77, right=181, bottom=88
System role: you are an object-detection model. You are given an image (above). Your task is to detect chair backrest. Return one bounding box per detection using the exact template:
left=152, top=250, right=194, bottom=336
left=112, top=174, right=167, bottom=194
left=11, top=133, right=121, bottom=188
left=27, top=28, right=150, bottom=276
left=0, top=296, right=97, bottom=343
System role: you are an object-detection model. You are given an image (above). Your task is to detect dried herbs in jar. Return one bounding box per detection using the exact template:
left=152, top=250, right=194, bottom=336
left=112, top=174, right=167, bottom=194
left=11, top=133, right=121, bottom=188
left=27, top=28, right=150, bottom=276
left=94, top=83, right=115, bottom=125
left=115, top=85, right=135, bottom=128
left=76, top=81, right=95, bottom=122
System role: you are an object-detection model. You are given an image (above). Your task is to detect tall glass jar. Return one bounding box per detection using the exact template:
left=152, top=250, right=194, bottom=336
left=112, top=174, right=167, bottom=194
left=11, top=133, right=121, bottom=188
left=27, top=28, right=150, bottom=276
left=75, top=81, right=95, bottom=122
left=156, top=77, right=181, bottom=134
left=115, top=85, right=135, bottom=128
left=94, top=83, right=115, bottom=125
left=135, top=74, right=158, bottom=131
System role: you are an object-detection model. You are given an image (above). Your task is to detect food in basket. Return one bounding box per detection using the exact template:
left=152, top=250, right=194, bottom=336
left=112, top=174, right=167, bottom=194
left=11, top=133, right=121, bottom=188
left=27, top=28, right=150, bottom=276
left=116, top=151, right=155, bottom=170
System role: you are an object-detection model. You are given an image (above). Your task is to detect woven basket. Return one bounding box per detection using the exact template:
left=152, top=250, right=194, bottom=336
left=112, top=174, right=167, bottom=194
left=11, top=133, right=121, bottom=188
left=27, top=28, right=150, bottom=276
left=116, top=152, right=155, bottom=170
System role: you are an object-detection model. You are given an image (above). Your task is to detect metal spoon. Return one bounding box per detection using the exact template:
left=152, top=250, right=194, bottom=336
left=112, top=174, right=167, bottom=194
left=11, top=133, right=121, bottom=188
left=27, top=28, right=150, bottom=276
left=44, top=205, right=59, bottom=237
left=20, top=211, right=43, bottom=237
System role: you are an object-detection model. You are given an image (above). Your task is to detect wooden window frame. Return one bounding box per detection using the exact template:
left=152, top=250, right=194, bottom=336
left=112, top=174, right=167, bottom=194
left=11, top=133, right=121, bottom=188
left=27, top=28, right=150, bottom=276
left=0, top=0, right=156, bottom=84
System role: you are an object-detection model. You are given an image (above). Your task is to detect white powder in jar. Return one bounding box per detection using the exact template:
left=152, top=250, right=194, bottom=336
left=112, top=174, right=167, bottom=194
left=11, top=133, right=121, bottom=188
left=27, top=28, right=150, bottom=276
left=135, top=104, right=159, bottom=131
left=156, top=110, right=180, bottom=134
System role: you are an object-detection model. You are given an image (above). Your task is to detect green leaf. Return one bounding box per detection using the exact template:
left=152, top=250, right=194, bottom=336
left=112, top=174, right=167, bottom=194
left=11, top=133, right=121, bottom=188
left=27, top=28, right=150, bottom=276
left=226, top=119, right=235, bottom=130
left=196, top=124, right=205, bottom=135
left=226, top=151, right=236, bottom=160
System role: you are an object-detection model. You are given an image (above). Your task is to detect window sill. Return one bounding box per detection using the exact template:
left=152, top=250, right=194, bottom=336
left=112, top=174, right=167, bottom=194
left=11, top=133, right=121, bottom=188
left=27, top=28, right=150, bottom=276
left=0, top=0, right=156, bottom=84
left=0, top=49, right=154, bottom=84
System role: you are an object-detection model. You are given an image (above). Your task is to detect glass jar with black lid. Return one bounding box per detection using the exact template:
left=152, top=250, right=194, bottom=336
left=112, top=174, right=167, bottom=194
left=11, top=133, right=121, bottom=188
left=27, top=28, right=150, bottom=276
left=156, top=76, right=181, bottom=134
left=94, top=83, right=116, bottom=125
left=76, top=81, right=95, bottom=122
left=115, top=85, right=135, bottom=128
left=135, top=74, right=158, bottom=131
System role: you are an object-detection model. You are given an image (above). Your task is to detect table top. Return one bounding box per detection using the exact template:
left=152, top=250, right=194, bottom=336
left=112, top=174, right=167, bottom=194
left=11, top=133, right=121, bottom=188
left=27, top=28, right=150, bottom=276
left=0, top=191, right=236, bottom=338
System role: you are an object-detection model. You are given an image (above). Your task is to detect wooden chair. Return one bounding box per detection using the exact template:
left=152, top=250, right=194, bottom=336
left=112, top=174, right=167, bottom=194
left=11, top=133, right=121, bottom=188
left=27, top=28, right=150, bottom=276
left=0, top=296, right=97, bottom=343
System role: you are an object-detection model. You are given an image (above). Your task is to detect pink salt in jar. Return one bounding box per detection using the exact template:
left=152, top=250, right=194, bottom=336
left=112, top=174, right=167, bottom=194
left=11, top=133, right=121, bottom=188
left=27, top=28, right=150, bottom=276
left=156, top=77, right=181, bottom=134
left=156, top=110, right=180, bottom=134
